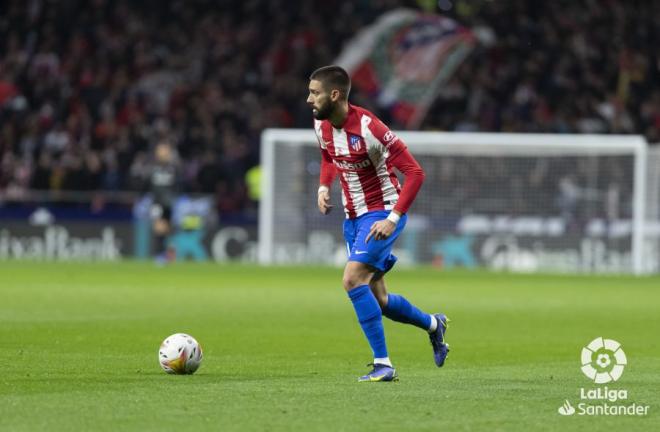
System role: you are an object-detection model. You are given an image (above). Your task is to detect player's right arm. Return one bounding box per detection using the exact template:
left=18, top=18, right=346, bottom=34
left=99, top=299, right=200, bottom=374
left=318, top=147, right=336, bottom=214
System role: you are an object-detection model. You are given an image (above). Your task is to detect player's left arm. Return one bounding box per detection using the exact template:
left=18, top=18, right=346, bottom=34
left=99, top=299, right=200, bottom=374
left=365, top=122, right=425, bottom=242
left=387, top=143, right=426, bottom=215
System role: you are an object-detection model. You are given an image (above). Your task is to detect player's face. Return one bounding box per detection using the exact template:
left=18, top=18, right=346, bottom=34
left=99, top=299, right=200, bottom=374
left=155, top=143, right=172, bottom=163
left=307, top=79, right=334, bottom=120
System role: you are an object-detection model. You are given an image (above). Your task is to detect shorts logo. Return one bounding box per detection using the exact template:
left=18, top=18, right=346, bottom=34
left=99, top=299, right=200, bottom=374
left=580, top=337, right=627, bottom=383
left=349, top=135, right=362, bottom=151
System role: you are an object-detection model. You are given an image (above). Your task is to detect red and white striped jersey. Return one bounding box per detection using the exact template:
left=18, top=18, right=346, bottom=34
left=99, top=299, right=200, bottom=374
left=315, top=104, right=424, bottom=219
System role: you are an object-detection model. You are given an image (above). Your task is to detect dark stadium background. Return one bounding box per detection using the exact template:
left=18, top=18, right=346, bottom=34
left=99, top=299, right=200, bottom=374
left=0, top=0, right=658, bottom=262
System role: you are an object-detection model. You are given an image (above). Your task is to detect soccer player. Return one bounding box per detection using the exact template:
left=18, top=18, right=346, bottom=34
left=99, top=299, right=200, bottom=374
left=307, top=65, right=450, bottom=382
left=148, top=141, right=180, bottom=263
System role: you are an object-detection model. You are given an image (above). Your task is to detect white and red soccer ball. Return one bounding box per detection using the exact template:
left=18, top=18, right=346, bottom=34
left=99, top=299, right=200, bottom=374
left=158, top=333, right=203, bottom=374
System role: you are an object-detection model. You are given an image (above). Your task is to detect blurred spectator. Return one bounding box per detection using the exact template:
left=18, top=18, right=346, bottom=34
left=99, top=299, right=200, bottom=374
left=146, top=141, right=180, bottom=260
left=0, top=0, right=658, bottom=218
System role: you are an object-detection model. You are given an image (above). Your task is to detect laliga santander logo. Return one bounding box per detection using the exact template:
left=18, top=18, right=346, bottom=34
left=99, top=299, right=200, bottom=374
left=558, top=400, right=576, bottom=416
left=557, top=337, right=649, bottom=417
left=581, top=337, right=627, bottom=384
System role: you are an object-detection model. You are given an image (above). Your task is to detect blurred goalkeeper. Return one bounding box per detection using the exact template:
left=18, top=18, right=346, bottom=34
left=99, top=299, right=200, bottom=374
left=149, top=141, right=180, bottom=262
left=307, top=65, right=450, bottom=382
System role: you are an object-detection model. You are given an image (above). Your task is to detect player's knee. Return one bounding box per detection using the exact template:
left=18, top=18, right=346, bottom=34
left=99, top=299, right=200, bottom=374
left=342, top=262, right=373, bottom=291
left=342, top=270, right=369, bottom=291
left=342, top=273, right=360, bottom=291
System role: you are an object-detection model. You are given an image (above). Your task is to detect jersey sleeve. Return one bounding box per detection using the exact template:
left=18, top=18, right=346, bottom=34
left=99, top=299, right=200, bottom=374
left=314, top=121, right=336, bottom=187
left=366, top=115, right=406, bottom=158
left=388, top=147, right=425, bottom=214
left=319, top=147, right=337, bottom=187
left=313, top=120, right=326, bottom=149
left=367, top=115, right=425, bottom=214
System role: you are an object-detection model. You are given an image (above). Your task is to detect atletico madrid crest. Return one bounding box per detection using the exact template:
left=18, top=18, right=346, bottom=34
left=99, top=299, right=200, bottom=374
left=349, top=135, right=362, bottom=151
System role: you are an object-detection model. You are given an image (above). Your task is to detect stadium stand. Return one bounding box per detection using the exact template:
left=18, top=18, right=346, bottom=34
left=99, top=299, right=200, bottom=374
left=0, top=0, right=658, bottom=217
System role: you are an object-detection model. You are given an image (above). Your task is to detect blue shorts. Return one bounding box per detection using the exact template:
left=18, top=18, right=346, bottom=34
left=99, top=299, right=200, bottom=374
left=343, top=210, right=407, bottom=273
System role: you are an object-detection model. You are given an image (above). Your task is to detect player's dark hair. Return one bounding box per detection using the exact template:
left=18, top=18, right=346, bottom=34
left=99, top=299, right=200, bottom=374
left=309, top=65, right=351, bottom=99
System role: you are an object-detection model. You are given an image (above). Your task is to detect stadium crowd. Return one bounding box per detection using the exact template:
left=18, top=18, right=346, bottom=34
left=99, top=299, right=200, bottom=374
left=0, top=0, right=658, bottom=215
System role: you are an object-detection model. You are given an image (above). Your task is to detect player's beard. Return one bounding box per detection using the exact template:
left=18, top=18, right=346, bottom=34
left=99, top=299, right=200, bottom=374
left=312, top=100, right=334, bottom=120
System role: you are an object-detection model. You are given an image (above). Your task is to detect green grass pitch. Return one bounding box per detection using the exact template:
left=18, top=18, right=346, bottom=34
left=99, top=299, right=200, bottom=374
left=1, top=261, right=658, bottom=431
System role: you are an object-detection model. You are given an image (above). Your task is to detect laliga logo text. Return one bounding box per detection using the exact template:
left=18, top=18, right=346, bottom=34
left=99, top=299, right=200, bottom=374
left=557, top=337, right=650, bottom=417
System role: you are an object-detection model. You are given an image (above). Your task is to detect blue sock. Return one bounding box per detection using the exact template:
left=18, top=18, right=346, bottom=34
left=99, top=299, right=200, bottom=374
left=383, top=293, right=432, bottom=330
left=347, top=285, right=388, bottom=359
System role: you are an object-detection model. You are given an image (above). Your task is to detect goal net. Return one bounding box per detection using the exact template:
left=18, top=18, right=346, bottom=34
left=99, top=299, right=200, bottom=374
left=259, top=130, right=651, bottom=274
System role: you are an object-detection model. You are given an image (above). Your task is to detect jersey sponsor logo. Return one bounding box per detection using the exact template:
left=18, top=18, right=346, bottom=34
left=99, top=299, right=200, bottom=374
left=333, top=158, right=372, bottom=170
left=383, top=130, right=397, bottom=146
left=349, top=134, right=362, bottom=151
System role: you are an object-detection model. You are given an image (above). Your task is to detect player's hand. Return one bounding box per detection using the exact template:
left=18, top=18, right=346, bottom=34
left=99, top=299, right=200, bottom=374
left=318, top=190, right=333, bottom=214
left=366, top=219, right=396, bottom=242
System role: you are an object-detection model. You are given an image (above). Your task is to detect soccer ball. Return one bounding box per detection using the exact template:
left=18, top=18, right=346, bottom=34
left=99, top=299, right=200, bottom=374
left=158, top=333, right=203, bottom=374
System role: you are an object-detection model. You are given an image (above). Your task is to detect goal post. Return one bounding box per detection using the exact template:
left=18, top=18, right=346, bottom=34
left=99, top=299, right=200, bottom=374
left=259, top=130, right=650, bottom=274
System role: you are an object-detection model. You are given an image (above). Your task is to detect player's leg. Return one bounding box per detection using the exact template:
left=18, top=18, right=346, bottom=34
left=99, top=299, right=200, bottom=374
left=370, top=272, right=434, bottom=330
left=343, top=214, right=397, bottom=382
left=343, top=260, right=396, bottom=381
left=370, top=273, right=450, bottom=367
left=368, top=272, right=388, bottom=309
left=152, top=203, right=173, bottom=263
